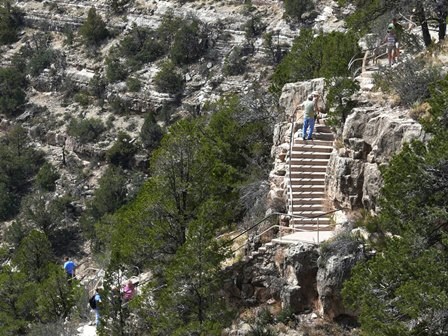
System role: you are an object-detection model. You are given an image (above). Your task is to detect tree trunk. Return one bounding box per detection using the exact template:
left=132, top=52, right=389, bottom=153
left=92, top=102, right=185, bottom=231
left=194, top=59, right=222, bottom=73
left=416, top=2, right=432, bottom=46
left=439, top=19, right=447, bottom=40
left=436, top=0, right=448, bottom=40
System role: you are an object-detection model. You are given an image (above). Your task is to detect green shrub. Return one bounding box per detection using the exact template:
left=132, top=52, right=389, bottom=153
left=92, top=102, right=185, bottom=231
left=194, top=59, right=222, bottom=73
left=154, top=60, right=184, bottom=94
left=106, top=132, right=137, bottom=168
left=244, top=15, right=266, bottom=39
left=108, top=95, right=131, bottom=114
left=271, top=29, right=360, bottom=94
left=283, top=0, right=315, bottom=21
left=28, top=49, right=59, bottom=77
left=88, top=73, right=106, bottom=98
left=13, top=230, right=53, bottom=282
left=0, top=182, right=16, bottom=220
left=126, top=76, right=141, bottom=92
left=0, top=66, right=27, bottom=116
left=105, top=56, right=128, bottom=82
left=373, top=58, right=442, bottom=106
left=325, top=77, right=360, bottom=126
left=67, top=117, right=106, bottom=143
left=170, top=17, right=208, bottom=65
left=84, top=166, right=127, bottom=222
left=140, top=112, right=163, bottom=151
left=79, top=7, right=109, bottom=46
left=0, top=0, right=22, bottom=45
left=223, top=46, right=248, bottom=76
left=118, top=25, right=167, bottom=70
left=108, top=0, right=132, bottom=14
left=12, top=33, right=64, bottom=78
left=276, top=306, right=294, bottom=324
left=35, top=162, right=60, bottom=192
left=0, top=126, right=44, bottom=220
left=73, top=91, right=90, bottom=107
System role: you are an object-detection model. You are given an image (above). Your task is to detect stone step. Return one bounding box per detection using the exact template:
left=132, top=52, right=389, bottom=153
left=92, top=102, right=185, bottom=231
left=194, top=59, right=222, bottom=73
left=296, top=133, right=334, bottom=141
left=291, top=204, right=325, bottom=212
left=290, top=151, right=332, bottom=159
left=290, top=191, right=325, bottom=198
left=291, top=197, right=325, bottom=205
left=291, top=210, right=328, bottom=217
left=289, top=178, right=326, bottom=186
left=289, top=225, right=333, bottom=232
left=294, top=139, right=333, bottom=146
left=290, top=217, right=332, bottom=225
left=289, top=165, right=328, bottom=172
left=313, top=125, right=332, bottom=132
left=272, top=230, right=334, bottom=244
left=288, top=171, right=326, bottom=179
left=288, top=158, right=330, bottom=166
left=290, top=185, right=325, bottom=192
left=292, top=144, right=333, bottom=153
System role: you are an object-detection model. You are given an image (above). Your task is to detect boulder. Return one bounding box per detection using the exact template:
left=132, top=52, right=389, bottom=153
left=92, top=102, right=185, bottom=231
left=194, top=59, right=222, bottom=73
left=316, top=236, right=365, bottom=320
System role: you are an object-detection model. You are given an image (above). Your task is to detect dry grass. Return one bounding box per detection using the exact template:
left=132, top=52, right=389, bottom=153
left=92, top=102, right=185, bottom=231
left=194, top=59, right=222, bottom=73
left=409, top=101, right=431, bottom=121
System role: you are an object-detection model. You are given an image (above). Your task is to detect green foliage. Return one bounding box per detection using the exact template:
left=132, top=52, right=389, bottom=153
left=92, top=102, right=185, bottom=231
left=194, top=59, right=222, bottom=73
left=373, top=58, right=442, bottom=106
left=21, top=193, right=75, bottom=254
left=0, top=66, right=27, bottom=116
left=140, top=112, right=164, bottom=151
left=36, top=264, right=82, bottom=322
left=28, top=48, right=60, bottom=77
left=244, top=15, right=266, bottom=39
left=108, top=0, right=132, bottom=14
left=0, top=125, right=44, bottom=220
left=106, top=131, right=138, bottom=168
left=13, top=230, right=54, bottom=282
left=0, top=0, right=22, bottom=45
left=154, top=60, right=184, bottom=94
left=262, top=31, right=284, bottom=65
left=223, top=46, right=248, bottom=76
left=0, top=266, right=37, bottom=335
left=12, top=33, right=64, bottom=78
left=105, top=56, right=128, bottom=83
left=170, top=16, right=208, bottom=65
left=109, top=95, right=132, bottom=115
left=67, top=117, right=106, bottom=143
left=89, top=72, right=107, bottom=98
left=324, top=77, right=360, bottom=126
left=276, top=306, right=294, bottom=324
left=257, top=308, right=274, bottom=326
left=35, top=162, right=60, bottom=191
left=343, top=76, right=448, bottom=335
left=0, top=182, right=16, bottom=220
left=82, top=166, right=128, bottom=240
left=79, top=7, right=109, bottom=46
left=117, top=25, right=167, bottom=70
left=283, top=0, right=315, bottom=22
left=73, top=91, right=90, bottom=107
left=271, top=29, right=360, bottom=94
left=248, top=325, right=277, bottom=336
left=126, top=76, right=141, bottom=92
left=90, top=166, right=128, bottom=221
left=94, top=93, right=276, bottom=333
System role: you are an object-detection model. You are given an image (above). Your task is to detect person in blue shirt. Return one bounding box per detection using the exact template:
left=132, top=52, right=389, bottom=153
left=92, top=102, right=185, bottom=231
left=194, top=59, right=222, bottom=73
left=63, top=257, right=76, bottom=279
left=94, top=288, right=102, bottom=327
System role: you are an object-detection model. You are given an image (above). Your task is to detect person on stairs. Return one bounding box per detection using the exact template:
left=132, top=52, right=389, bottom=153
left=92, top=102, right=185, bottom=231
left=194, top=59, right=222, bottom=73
left=384, top=24, right=398, bottom=66
left=301, top=94, right=317, bottom=140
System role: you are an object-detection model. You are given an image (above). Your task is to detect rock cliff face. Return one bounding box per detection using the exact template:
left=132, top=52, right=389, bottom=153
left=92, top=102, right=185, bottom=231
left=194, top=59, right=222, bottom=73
left=326, top=104, right=426, bottom=212
left=225, top=238, right=365, bottom=334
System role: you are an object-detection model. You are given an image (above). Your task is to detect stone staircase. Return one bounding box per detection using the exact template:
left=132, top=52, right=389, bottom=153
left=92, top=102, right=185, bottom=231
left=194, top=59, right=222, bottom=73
left=272, top=123, right=335, bottom=244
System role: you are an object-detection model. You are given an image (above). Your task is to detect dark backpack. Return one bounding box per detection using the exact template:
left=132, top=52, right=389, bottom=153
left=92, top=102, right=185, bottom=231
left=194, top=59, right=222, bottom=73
left=89, top=295, right=97, bottom=309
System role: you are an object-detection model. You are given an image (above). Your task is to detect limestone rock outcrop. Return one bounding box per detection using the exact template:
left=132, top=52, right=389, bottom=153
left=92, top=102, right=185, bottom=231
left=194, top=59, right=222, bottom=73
left=326, top=105, right=426, bottom=211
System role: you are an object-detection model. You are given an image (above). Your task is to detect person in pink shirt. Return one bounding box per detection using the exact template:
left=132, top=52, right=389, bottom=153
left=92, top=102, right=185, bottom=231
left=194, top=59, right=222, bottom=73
left=122, top=280, right=135, bottom=303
